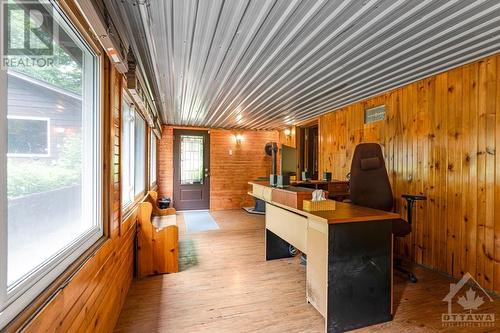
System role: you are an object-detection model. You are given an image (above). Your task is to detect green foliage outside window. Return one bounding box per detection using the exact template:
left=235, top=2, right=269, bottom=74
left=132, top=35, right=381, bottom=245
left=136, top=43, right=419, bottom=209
left=6, top=0, right=82, bottom=94
left=13, top=45, right=82, bottom=95
left=7, top=134, right=82, bottom=199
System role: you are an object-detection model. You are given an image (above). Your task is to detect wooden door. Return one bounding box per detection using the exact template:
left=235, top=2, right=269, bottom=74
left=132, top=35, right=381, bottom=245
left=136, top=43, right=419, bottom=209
left=173, top=130, right=210, bottom=210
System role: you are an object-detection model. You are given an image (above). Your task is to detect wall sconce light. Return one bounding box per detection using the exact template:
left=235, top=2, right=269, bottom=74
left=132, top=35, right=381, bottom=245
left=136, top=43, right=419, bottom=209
left=235, top=134, right=243, bottom=144
left=284, top=128, right=291, bottom=137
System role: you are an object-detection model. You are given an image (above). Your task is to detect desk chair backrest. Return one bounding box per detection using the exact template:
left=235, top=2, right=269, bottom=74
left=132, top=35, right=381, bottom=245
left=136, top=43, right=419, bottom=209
left=349, top=143, right=393, bottom=212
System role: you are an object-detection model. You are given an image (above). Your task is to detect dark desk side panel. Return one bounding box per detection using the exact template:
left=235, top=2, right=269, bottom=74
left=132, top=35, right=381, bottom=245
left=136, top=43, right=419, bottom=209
left=327, top=220, right=393, bottom=332
left=265, top=229, right=294, bottom=261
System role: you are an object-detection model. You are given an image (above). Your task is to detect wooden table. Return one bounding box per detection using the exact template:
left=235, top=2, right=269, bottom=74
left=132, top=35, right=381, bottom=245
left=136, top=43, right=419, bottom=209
left=248, top=181, right=399, bottom=333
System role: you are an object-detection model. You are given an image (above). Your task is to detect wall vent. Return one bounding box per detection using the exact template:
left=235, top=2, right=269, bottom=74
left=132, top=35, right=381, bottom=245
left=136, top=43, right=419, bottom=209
left=364, top=105, right=386, bottom=124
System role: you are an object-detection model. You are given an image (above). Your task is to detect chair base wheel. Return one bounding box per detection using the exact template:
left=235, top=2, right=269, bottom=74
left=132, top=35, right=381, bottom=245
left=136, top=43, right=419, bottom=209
left=395, top=261, right=418, bottom=283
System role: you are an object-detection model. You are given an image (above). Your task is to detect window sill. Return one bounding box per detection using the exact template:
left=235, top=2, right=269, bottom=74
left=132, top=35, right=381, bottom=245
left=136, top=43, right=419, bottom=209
left=121, top=191, right=148, bottom=223
left=3, top=235, right=108, bottom=332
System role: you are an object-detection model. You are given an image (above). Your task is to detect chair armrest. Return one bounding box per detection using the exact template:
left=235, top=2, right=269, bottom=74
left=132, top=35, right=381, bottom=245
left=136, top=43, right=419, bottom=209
left=402, top=194, right=427, bottom=201
left=401, top=194, right=427, bottom=225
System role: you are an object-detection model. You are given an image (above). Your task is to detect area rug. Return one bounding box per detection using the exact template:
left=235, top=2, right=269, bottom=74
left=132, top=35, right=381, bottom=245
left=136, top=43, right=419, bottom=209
left=179, top=239, right=198, bottom=271
left=183, top=211, right=220, bottom=233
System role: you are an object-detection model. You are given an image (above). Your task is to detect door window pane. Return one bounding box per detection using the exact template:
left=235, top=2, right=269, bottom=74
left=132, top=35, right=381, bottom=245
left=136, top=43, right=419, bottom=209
left=180, top=135, right=204, bottom=185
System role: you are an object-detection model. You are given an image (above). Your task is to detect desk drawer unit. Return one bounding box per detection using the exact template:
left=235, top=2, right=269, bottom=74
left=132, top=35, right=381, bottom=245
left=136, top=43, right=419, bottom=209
left=265, top=203, right=307, bottom=253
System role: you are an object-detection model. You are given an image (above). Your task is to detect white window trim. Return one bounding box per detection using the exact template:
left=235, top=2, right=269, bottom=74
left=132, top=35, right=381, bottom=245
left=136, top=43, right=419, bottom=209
left=0, top=3, right=103, bottom=329
left=121, top=95, right=135, bottom=210
left=0, top=46, right=9, bottom=323
left=150, top=132, right=157, bottom=186
left=6, top=115, right=51, bottom=158
left=134, top=113, right=146, bottom=196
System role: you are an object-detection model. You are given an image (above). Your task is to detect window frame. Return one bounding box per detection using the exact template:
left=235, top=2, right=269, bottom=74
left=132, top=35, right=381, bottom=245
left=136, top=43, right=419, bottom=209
left=133, top=111, right=146, bottom=197
left=120, top=88, right=149, bottom=217
left=6, top=115, right=51, bottom=158
left=150, top=131, right=157, bottom=187
left=0, top=41, right=8, bottom=324
left=0, top=2, right=104, bottom=328
left=121, top=92, right=135, bottom=211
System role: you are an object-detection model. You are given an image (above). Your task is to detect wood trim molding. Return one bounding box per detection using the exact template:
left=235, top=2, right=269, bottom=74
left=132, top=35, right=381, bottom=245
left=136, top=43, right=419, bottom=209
left=122, top=192, right=149, bottom=223
left=3, top=237, right=108, bottom=332
left=58, top=0, right=103, bottom=56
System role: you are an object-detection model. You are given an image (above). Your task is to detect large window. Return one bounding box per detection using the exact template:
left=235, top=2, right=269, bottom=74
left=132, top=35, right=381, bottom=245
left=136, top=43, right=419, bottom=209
left=0, top=1, right=101, bottom=328
left=121, top=98, right=135, bottom=207
left=134, top=113, right=146, bottom=195
left=121, top=98, right=146, bottom=208
left=150, top=133, right=157, bottom=186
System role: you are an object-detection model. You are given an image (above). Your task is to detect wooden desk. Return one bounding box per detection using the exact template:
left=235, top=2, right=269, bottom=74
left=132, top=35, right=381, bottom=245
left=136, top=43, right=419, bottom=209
left=249, top=181, right=399, bottom=333
left=292, top=180, right=349, bottom=201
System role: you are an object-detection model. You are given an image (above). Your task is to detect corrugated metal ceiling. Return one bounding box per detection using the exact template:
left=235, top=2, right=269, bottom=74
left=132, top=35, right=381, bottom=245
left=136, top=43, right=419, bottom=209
left=120, top=0, right=500, bottom=129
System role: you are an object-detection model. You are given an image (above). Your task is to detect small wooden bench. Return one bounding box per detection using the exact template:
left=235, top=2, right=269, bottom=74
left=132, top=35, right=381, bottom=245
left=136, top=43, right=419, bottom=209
left=137, top=191, right=179, bottom=277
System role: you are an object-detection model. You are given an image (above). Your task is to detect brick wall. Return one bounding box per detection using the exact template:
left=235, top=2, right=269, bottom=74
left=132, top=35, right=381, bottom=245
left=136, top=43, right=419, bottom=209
left=209, top=129, right=278, bottom=210
left=157, top=126, right=174, bottom=199
left=157, top=125, right=278, bottom=210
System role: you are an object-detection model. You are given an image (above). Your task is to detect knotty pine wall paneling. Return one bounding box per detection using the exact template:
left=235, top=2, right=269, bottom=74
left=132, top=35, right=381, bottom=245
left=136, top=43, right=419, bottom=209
left=318, top=53, right=500, bottom=293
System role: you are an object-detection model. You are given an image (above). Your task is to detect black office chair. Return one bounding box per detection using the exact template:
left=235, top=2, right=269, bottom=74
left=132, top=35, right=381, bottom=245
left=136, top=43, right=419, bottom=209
left=349, top=143, right=426, bottom=283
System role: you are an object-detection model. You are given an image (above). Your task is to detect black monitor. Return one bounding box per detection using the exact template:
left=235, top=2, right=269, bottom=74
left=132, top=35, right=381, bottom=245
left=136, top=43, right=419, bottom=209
left=280, top=144, right=297, bottom=176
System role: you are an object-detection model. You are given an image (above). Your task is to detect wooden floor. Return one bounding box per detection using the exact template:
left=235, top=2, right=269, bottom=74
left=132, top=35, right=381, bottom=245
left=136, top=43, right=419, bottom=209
left=115, top=210, right=500, bottom=332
